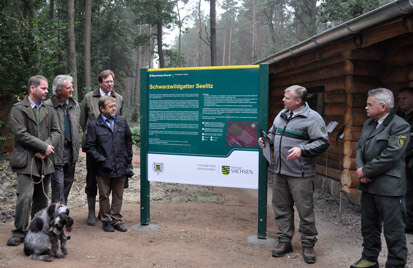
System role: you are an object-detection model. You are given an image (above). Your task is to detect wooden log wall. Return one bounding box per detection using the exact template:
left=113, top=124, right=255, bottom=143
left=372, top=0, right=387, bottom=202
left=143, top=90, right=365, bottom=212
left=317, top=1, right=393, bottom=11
left=267, top=16, right=413, bottom=194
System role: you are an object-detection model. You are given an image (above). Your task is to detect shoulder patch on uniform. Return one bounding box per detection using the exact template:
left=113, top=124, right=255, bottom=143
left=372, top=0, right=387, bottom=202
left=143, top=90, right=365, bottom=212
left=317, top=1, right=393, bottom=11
left=398, top=135, right=407, bottom=147
left=320, top=126, right=326, bottom=134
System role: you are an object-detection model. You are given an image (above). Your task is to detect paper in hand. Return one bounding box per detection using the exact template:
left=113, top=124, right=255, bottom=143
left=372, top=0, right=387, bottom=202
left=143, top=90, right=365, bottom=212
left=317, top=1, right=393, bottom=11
left=260, top=129, right=273, bottom=165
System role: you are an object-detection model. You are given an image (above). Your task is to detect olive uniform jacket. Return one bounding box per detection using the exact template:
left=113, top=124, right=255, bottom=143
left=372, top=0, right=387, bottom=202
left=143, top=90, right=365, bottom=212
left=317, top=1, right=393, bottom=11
left=79, top=88, right=123, bottom=150
left=44, top=95, right=81, bottom=166
left=9, top=96, right=61, bottom=177
left=356, top=111, right=410, bottom=196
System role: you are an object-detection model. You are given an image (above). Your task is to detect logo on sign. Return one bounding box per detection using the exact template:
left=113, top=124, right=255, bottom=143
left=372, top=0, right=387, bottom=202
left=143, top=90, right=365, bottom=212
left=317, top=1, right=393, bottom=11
left=152, top=162, right=164, bottom=174
left=222, top=166, right=230, bottom=175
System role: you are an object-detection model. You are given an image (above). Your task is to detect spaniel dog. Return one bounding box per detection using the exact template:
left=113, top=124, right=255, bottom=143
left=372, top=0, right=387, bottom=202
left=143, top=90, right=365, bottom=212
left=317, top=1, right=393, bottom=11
left=24, top=203, right=73, bottom=262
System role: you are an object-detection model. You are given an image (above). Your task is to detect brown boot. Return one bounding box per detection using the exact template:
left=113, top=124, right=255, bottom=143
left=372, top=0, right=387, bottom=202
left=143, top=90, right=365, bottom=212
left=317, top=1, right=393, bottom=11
left=87, top=196, right=96, bottom=226
left=271, top=242, right=293, bottom=257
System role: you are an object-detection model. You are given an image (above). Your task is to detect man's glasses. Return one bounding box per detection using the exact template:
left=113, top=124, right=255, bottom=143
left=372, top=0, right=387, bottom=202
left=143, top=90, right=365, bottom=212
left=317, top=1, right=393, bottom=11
left=102, top=80, right=114, bottom=84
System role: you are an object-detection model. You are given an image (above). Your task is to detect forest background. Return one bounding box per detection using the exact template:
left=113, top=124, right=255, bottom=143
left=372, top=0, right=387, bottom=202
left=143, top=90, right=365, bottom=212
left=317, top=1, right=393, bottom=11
left=0, top=0, right=394, bottom=139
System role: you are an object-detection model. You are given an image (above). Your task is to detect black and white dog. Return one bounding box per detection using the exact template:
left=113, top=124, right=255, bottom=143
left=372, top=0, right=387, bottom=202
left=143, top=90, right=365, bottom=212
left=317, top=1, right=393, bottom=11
left=24, top=203, right=74, bottom=262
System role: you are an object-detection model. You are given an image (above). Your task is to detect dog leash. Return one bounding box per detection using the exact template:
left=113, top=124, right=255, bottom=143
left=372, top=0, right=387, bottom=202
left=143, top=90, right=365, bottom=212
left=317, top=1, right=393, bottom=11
left=30, top=153, right=53, bottom=201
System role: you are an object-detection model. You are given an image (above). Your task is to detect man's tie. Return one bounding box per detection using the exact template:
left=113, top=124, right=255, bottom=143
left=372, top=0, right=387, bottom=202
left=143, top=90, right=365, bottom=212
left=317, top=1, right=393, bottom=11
left=107, top=118, right=114, bottom=130
left=63, top=103, right=71, bottom=141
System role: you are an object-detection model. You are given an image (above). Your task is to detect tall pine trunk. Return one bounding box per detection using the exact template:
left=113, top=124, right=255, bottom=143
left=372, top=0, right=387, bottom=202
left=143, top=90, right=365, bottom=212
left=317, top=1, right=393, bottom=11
left=67, top=0, right=78, bottom=99
left=210, top=0, right=216, bottom=66
left=84, top=0, right=92, bottom=94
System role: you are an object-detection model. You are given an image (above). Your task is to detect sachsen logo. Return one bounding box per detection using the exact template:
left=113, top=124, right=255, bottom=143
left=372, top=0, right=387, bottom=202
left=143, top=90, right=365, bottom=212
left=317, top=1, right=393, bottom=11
left=222, top=166, right=230, bottom=175
left=221, top=165, right=253, bottom=175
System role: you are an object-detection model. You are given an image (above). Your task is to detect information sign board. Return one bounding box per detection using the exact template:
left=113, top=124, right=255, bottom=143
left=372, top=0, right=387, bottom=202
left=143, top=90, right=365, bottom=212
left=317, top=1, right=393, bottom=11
left=141, top=66, right=266, bottom=189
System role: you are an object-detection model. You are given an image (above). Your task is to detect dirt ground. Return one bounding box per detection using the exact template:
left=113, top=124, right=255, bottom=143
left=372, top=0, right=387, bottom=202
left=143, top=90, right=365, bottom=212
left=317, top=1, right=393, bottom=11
left=1, top=150, right=413, bottom=267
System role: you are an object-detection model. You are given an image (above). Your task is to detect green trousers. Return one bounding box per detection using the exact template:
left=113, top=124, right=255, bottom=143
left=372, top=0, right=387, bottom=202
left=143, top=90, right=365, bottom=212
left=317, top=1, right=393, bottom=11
left=361, top=192, right=407, bottom=268
left=11, top=173, right=50, bottom=238
left=271, top=174, right=317, bottom=248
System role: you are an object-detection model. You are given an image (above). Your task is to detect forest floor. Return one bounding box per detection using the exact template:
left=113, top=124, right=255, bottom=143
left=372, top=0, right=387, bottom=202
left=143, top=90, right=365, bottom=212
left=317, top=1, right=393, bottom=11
left=0, top=148, right=413, bottom=267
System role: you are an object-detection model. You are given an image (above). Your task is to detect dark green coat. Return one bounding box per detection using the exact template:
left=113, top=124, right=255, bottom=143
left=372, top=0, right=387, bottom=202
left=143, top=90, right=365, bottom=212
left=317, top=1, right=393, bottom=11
left=356, top=111, right=410, bottom=196
left=9, top=96, right=61, bottom=176
left=44, top=95, right=80, bottom=165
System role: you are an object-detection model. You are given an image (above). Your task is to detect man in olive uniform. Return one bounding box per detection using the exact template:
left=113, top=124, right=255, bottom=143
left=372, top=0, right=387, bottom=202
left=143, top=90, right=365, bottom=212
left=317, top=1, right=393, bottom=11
left=351, top=88, right=410, bottom=268
left=396, top=87, right=413, bottom=233
left=80, top=70, right=124, bottom=226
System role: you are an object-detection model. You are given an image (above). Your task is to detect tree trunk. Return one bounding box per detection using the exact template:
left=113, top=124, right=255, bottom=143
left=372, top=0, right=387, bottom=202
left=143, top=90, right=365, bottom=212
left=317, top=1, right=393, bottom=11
left=222, top=29, right=227, bottom=65
left=197, top=0, right=203, bottom=66
left=293, top=0, right=317, bottom=41
left=251, top=0, right=258, bottom=62
left=210, top=0, right=216, bottom=66
left=134, top=24, right=142, bottom=105
left=155, top=0, right=164, bottom=68
left=149, top=26, right=155, bottom=68
left=228, top=18, right=233, bottom=65
left=176, top=0, right=183, bottom=67
left=84, top=0, right=92, bottom=94
left=49, top=0, right=54, bottom=20
left=67, top=0, right=78, bottom=99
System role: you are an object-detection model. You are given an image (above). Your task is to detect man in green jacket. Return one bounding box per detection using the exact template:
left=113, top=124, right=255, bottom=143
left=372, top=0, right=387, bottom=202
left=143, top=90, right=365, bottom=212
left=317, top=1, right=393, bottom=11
left=351, top=88, right=410, bottom=268
left=80, top=70, right=124, bottom=226
left=44, top=75, right=80, bottom=204
left=7, top=75, right=61, bottom=246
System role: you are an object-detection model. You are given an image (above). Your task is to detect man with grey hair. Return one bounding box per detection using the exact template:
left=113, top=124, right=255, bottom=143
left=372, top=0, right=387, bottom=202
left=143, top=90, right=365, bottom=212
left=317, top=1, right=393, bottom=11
left=7, top=75, right=60, bottom=246
left=84, top=95, right=132, bottom=233
left=44, top=75, right=80, bottom=204
left=258, top=85, right=329, bottom=264
left=350, top=88, right=410, bottom=268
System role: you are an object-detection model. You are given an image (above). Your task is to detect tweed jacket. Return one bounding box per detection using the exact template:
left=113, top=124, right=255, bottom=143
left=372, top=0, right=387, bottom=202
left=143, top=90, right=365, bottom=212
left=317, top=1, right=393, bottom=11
left=44, top=95, right=81, bottom=165
left=356, top=111, right=410, bottom=196
left=9, top=96, right=61, bottom=176
left=80, top=88, right=123, bottom=150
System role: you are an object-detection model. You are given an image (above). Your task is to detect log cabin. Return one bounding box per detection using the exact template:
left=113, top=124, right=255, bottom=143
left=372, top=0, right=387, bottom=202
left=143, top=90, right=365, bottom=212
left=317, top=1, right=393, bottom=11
left=256, top=0, right=413, bottom=194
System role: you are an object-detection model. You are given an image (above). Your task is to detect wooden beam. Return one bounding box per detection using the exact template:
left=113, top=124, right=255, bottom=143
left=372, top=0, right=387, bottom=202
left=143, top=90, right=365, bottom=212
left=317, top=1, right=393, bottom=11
left=270, top=38, right=358, bottom=74
left=344, top=47, right=385, bottom=61
left=316, top=164, right=342, bottom=181
left=381, top=65, right=413, bottom=84
left=382, top=44, right=413, bottom=67
left=274, top=54, right=344, bottom=77
left=275, top=63, right=347, bottom=87
left=362, top=18, right=410, bottom=48
left=342, top=185, right=360, bottom=194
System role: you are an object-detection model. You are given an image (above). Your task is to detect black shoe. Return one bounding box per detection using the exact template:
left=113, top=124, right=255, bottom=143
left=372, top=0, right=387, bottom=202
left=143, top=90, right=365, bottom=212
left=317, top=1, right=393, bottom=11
left=7, top=236, right=24, bottom=246
left=113, top=223, right=127, bottom=232
left=271, top=242, right=293, bottom=257
left=303, top=247, right=316, bottom=264
left=405, top=226, right=413, bottom=234
left=103, top=221, right=115, bottom=232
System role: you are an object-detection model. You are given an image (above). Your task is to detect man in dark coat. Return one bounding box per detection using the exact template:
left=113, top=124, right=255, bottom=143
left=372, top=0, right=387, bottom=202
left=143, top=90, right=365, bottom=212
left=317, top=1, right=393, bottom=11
left=351, top=88, right=410, bottom=268
left=84, top=96, right=132, bottom=232
left=396, top=87, right=413, bottom=234
left=7, top=75, right=61, bottom=246
left=80, top=70, right=124, bottom=226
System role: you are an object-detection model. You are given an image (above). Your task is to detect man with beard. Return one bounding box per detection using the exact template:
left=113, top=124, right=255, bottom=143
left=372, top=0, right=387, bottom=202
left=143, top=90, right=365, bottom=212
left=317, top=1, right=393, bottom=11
left=7, top=75, right=60, bottom=246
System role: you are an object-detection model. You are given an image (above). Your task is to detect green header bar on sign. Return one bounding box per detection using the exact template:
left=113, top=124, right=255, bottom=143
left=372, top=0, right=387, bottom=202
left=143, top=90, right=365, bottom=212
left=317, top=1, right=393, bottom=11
left=148, top=65, right=259, bottom=72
